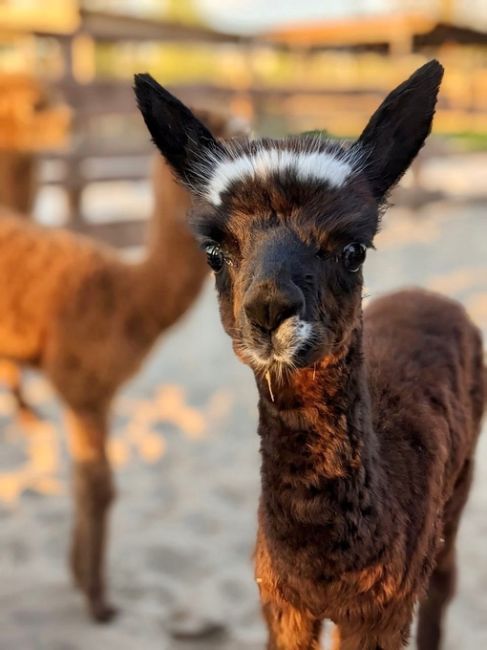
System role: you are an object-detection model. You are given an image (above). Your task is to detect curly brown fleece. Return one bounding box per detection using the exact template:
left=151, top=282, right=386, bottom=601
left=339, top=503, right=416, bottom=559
left=133, top=61, right=485, bottom=649
left=0, top=110, right=245, bottom=621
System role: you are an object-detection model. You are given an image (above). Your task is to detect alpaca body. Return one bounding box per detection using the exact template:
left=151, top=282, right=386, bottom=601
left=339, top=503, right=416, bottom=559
left=134, top=61, right=484, bottom=648
left=0, top=205, right=205, bottom=408
left=0, top=109, right=242, bottom=621
left=0, top=168, right=206, bottom=620
left=255, top=289, right=483, bottom=646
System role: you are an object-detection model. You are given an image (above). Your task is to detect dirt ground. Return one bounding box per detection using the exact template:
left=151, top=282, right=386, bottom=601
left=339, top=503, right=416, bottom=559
left=0, top=199, right=486, bottom=649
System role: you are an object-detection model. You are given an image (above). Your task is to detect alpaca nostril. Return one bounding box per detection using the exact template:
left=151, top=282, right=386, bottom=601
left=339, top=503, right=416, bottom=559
left=271, top=303, right=299, bottom=330
left=244, top=286, right=304, bottom=334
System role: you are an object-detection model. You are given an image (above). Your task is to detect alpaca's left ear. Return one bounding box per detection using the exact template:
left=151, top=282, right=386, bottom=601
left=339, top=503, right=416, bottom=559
left=352, top=60, right=444, bottom=201
left=134, top=73, right=223, bottom=191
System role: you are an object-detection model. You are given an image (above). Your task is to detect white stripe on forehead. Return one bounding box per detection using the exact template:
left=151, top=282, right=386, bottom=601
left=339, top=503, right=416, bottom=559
left=204, top=146, right=354, bottom=206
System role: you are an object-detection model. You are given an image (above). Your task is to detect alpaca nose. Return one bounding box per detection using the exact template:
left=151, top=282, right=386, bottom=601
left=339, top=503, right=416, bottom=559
left=244, top=283, right=304, bottom=333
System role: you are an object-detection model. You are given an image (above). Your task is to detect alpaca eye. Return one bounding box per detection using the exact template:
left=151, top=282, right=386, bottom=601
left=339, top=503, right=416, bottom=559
left=205, top=243, right=225, bottom=272
left=342, top=243, right=366, bottom=272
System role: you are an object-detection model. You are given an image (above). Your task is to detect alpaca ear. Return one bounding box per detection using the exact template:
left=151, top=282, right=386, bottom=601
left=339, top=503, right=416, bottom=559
left=353, top=60, right=444, bottom=201
left=134, top=73, right=223, bottom=191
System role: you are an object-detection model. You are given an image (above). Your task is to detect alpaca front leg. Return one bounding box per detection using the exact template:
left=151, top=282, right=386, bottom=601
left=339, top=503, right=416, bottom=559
left=334, top=630, right=407, bottom=650
left=0, top=360, right=33, bottom=415
left=334, top=618, right=411, bottom=650
left=67, top=408, right=116, bottom=622
left=255, top=527, right=322, bottom=648
left=262, top=600, right=322, bottom=650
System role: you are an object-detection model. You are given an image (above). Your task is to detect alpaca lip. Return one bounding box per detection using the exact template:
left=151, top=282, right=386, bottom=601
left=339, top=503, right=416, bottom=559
left=241, top=330, right=288, bottom=366
left=241, top=321, right=317, bottom=371
left=243, top=344, right=316, bottom=372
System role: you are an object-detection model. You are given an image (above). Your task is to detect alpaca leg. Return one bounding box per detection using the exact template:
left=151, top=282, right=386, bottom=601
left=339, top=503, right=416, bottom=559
left=334, top=606, right=413, bottom=650
left=0, top=360, right=33, bottom=415
left=262, top=600, right=322, bottom=650
left=334, top=625, right=410, bottom=650
left=417, top=459, right=473, bottom=650
left=416, top=544, right=456, bottom=650
left=66, top=407, right=116, bottom=622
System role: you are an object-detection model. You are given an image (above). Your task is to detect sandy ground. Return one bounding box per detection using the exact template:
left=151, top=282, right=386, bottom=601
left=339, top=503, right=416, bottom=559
left=0, top=199, right=486, bottom=649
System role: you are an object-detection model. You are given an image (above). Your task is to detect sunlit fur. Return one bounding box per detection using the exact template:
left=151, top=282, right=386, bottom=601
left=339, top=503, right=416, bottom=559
left=135, top=61, right=485, bottom=650
left=0, top=110, right=245, bottom=622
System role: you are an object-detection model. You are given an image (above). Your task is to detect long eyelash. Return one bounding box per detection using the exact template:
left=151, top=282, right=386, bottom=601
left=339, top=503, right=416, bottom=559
left=199, top=238, right=217, bottom=251
left=317, top=240, right=371, bottom=265
left=201, top=240, right=234, bottom=268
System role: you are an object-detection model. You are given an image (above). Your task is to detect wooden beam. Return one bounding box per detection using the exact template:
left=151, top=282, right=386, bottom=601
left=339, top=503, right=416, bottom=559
left=70, top=217, right=147, bottom=249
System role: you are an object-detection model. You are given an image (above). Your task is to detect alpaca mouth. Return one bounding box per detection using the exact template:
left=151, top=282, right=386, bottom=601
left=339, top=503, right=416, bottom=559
left=240, top=341, right=318, bottom=374
left=239, top=317, right=316, bottom=371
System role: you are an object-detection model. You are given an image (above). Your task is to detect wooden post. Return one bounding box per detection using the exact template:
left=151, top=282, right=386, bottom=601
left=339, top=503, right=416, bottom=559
left=58, top=34, right=85, bottom=226
left=0, top=150, right=38, bottom=215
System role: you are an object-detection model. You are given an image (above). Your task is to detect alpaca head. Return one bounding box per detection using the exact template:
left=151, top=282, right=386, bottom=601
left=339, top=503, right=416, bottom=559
left=135, top=62, right=443, bottom=377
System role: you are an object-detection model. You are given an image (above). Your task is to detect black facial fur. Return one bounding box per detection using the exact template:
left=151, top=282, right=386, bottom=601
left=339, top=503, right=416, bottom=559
left=134, top=61, right=444, bottom=373
left=133, top=73, right=224, bottom=190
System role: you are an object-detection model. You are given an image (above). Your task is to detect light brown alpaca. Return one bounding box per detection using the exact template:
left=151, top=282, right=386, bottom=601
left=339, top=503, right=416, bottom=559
left=0, top=110, right=245, bottom=621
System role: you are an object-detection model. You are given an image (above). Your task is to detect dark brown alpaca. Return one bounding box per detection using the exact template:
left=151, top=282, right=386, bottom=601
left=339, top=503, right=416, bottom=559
left=0, top=110, right=244, bottom=621
left=135, top=61, right=485, bottom=649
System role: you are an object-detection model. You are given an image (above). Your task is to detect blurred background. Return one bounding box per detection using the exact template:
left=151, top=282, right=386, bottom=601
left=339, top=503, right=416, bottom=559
left=0, top=1, right=486, bottom=649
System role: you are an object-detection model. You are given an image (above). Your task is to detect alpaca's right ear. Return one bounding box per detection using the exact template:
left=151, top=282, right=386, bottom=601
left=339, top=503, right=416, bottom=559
left=134, top=74, right=223, bottom=190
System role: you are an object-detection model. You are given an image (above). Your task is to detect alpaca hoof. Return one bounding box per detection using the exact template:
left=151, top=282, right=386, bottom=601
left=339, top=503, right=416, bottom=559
left=90, top=600, right=118, bottom=623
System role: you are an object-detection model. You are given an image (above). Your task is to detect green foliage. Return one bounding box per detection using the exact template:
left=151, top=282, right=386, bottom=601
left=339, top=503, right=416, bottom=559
left=446, top=132, right=487, bottom=152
